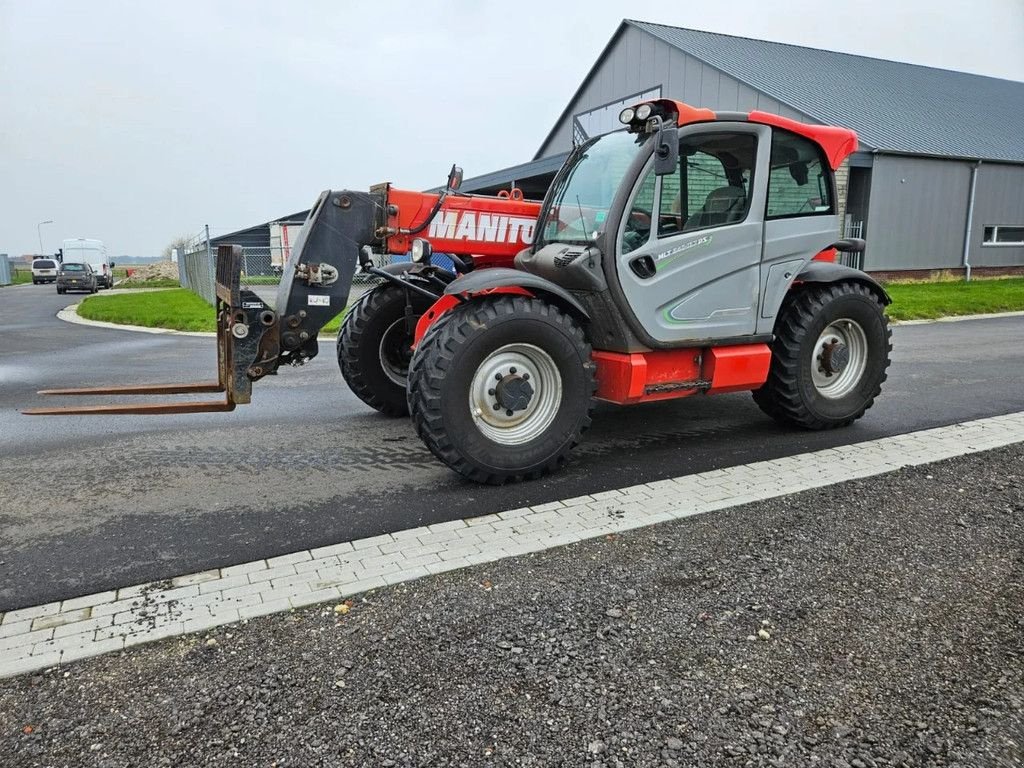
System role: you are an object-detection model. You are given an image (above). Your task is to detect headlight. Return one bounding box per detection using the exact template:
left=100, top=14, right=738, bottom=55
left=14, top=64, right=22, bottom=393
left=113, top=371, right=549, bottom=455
left=618, top=107, right=635, bottom=124
left=410, top=238, right=432, bottom=264
left=635, top=103, right=652, bottom=121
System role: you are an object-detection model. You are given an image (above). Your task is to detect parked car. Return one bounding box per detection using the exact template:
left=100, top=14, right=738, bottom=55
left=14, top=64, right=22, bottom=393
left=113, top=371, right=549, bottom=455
left=56, top=262, right=98, bottom=294
left=31, top=258, right=60, bottom=284
left=62, top=238, right=115, bottom=288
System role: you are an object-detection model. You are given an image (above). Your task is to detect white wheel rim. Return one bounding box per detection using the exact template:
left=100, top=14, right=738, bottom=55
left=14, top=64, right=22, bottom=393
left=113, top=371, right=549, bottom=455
left=469, top=343, right=562, bottom=445
left=811, top=319, right=869, bottom=399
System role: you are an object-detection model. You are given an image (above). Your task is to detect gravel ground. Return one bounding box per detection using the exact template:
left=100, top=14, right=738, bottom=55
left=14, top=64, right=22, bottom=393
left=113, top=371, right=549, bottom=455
left=1, top=445, right=1021, bottom=768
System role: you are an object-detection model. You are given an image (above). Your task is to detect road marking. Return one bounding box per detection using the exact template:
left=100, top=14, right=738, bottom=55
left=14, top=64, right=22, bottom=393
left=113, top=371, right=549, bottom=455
left=2, top=411, right=1022, bottom=678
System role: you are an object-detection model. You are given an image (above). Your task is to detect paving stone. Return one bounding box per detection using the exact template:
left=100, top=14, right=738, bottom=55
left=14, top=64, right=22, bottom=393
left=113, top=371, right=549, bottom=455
left=170, top=570, right=220, bottom=588
left=2, top=602, right=61, bottom=625
left=32, top=608, right=91, bottom=631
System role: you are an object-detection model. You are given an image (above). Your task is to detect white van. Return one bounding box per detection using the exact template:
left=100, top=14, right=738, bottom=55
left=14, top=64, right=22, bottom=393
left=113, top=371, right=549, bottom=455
left=61, top=238, right=115, bottom=288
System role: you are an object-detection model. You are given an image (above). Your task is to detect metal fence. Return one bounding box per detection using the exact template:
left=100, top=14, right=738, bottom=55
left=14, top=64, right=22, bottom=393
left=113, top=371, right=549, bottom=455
left=178, top=228, right=217, bottom=304
left=837, top=219, right=865, bottom=269
left=177, top=226, right=411, bottom=309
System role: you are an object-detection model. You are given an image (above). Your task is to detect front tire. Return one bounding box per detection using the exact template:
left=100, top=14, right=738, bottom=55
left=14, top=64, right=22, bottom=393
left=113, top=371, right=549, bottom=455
left=408, top=295, right=596, bottom=484
left=337, top=283, right=436, bottom=416
left=753, top=281, right=891, bottom=429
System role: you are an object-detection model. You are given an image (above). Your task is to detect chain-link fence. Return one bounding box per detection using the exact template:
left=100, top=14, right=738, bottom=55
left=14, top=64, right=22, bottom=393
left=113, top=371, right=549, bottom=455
left=178, top=229, right=216, bottom=304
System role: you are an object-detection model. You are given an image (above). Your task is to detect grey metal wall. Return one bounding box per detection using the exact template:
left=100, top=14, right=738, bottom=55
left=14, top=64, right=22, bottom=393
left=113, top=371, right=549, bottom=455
left=537, top=25, right=811, bottom=159
left=863, top=155, right=972, bottom=270
left=968, top=162, right=1024, bottom=267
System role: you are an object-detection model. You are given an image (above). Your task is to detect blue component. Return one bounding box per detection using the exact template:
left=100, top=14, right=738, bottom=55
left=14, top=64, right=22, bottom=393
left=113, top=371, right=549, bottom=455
left=392, top=251, right=456, bottom=271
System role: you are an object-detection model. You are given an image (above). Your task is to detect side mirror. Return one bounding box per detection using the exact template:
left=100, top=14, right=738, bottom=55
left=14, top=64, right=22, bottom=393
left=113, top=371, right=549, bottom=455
left=447, top=164, right=463, bottom=193
left=830, top=238, right=866, bottom=253
left=109, top=260, right=116, bottom=268
left=654, top=122, right=678, bottom=176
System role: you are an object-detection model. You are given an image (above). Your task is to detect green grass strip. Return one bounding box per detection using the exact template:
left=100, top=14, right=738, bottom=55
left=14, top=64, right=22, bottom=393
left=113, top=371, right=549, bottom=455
left=77, top=288, right=344, bottom=334
left=884, top=277, right=1024, bottom=321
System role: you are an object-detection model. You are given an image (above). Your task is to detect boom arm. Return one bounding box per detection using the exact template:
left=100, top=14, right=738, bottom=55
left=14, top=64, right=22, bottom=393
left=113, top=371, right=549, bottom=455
left=26, top=180, right=541, bottom=415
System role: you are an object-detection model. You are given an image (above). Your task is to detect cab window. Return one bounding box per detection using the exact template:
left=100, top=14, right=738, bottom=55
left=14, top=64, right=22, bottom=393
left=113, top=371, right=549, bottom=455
left=658, top=132, right=757, bottom=236
left=766, top=131, right=833, bottom=218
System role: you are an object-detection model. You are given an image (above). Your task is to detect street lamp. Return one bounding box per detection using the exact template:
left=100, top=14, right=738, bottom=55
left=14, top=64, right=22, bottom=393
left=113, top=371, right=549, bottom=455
left=37, top=220, right=54, bottom=256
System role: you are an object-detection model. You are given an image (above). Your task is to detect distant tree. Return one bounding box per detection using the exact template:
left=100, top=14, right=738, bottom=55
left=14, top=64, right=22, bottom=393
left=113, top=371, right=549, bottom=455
left=162, top=234, right=194, bottom=261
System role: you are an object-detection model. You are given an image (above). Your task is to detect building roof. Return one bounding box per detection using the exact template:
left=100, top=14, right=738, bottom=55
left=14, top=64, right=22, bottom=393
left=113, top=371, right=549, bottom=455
left=209, top=212, right=308, bottom=246
left=628, top=20, right=1024, bottom=163
left=459, top=151, right=569, bottom=194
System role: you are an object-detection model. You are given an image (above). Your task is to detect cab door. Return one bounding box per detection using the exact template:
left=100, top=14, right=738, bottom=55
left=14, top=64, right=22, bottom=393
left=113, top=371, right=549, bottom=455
left=614, top=123, right=770, bottom=344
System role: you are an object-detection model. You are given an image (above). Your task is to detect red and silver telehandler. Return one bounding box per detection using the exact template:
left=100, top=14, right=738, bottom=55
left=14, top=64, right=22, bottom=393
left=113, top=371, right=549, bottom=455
left=29, top=99, right=892, bottom=484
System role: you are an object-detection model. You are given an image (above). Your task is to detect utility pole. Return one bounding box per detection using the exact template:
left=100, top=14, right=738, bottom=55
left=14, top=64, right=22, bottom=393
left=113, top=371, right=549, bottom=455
left=37, top=220, right=54, bottom=255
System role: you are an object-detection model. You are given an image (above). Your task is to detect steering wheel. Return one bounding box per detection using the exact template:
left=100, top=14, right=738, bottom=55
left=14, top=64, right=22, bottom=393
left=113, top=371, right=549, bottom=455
left=627, top=206, right=652, bottom=235
left=622, top=206, right=653, bottom=253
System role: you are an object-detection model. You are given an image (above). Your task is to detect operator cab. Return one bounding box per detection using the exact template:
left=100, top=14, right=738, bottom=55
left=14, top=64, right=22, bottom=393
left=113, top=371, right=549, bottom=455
left=517, top=99, right=854, bottom=351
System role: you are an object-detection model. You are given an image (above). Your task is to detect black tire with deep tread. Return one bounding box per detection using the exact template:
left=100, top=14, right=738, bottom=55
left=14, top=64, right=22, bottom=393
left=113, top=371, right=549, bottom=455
left=337, top=283, right=435, bottom=417
left=753, top=281, right=891, bottom=430
left=408, top=296, right=596, bottom=484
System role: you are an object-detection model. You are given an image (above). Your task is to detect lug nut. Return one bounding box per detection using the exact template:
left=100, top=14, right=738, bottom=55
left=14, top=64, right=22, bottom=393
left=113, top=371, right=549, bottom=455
left=510, top=367, right=517, bottom=374
left=506, top=409, right=513, bottom=417
left=493, top=403, right=502, bottom=411
left=495, top=373, right=503, bottom=381
left=522, top=373, right=530, bottom=381
left=488, top=388, right=495, bottom=396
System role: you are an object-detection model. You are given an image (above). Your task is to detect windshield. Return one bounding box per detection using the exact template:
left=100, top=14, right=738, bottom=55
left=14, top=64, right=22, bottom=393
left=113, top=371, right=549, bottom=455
left=537, top=131, right=647, bottom=247
left=34, top=260, right=56, bottom=269
left=62, top=263, right=87, bottom=272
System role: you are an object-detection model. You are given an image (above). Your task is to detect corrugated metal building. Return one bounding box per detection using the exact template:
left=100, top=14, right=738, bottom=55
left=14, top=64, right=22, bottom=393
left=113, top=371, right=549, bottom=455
left=463, top=20, right=1024, bottom=275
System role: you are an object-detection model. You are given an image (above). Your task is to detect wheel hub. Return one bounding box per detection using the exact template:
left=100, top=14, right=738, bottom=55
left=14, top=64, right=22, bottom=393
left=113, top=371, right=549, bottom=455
left=494, top=374, right=534, bottom=412
left=819, top=340, right=850, bottom=377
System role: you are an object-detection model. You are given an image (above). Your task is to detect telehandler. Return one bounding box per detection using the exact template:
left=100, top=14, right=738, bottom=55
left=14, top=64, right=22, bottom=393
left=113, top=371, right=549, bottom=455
left=29, top=98, right=892, bottom=484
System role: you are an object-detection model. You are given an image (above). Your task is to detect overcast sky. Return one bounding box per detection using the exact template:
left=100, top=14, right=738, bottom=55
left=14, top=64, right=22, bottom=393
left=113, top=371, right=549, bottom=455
left=2, top=0, right=1022, bottom=258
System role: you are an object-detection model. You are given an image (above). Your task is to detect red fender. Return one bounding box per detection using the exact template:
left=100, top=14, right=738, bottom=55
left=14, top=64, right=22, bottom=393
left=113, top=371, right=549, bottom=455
left=412, top=286, right=534, bottom=347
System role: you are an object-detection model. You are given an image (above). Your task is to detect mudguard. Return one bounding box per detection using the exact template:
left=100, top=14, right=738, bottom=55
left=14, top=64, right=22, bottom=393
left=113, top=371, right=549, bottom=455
left=443, top=268, right=590, bottom=320
left=795, top=261, right=891, bottom=305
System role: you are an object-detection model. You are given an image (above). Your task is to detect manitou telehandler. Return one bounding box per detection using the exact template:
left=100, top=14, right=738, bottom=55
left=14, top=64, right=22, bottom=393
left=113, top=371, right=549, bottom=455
left=30, top=98, right=892, bottom=484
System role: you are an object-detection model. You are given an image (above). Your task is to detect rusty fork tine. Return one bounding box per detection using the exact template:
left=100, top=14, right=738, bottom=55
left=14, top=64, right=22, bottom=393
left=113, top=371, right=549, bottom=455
left=38, top=381, right=223, bottom=396
left=22, top=399, right=236, bottom=416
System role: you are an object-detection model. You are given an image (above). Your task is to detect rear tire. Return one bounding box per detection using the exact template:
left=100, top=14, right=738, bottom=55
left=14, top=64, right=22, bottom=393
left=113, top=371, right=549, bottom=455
left=337, top=283, right=436, bottom=417
left=408, top=295, right=596, bottom=484
left=753, top=281, right=891, bottom=429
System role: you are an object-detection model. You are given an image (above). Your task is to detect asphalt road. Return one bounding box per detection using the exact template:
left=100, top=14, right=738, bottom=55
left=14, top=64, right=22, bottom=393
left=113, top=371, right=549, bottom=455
left=1, top=282, right=1023, bottom=610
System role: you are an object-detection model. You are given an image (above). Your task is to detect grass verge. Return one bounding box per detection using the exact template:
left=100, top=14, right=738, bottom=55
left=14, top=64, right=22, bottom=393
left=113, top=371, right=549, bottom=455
left=76, top=288, right=344, bottom=334
left=884, top=277, right=1024, bottom=321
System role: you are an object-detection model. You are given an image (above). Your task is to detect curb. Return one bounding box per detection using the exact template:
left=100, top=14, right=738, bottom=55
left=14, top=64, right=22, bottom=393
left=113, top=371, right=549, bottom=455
left=891, top=310, right=1024, bottom=325
left=2, top=410, right=1022, bottom=679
